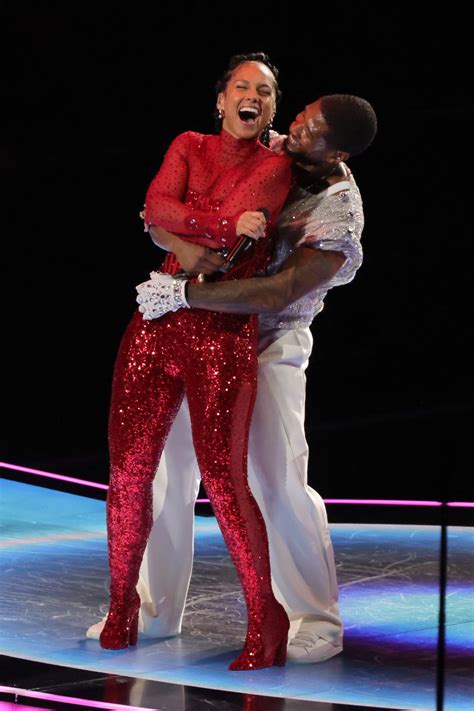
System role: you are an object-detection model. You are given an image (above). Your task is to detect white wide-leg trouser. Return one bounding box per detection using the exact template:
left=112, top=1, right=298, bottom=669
left=137, top=327, right=343, bottom=644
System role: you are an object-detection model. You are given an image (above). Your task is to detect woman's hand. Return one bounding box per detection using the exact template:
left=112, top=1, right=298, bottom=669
left=174, top=240, right=225, bottom=275
left=236, top=211, right=267, bottom=240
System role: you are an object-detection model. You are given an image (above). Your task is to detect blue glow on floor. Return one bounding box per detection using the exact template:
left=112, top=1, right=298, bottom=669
left=1, top=478, right=473, bottom=710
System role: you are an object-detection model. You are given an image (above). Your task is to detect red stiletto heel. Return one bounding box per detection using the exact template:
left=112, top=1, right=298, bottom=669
left=99, top=590, right=140, bottom=650
left=273, top=635, right=288, bottom=666
left=127, top=606, right=139, bottom=646
left=229, top=596, right=289, bottom=670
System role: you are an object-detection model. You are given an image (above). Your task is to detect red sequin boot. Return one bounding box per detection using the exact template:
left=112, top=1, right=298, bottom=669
left=229, top=594, right=289, bottom=671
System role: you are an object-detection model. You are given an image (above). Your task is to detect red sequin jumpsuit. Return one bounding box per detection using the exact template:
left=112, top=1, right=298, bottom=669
left=101, top=129, right=293, bottom=669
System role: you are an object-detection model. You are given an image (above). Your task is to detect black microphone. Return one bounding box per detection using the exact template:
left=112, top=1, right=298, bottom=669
left=220, top=207, right=269, bottom=273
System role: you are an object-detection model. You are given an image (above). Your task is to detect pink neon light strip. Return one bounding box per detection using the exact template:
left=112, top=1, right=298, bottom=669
left=323, top=498, right=442, bottom=506
left=0, top=685, right=154, bottom=711
left=0, top=702, right=45, bottom=711
left=1, top=461, right=473, bottom=509
left=0, top=462, right=108, bottom=490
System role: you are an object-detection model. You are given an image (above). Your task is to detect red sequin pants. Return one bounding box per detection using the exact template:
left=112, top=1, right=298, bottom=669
left=106, top=308, right=274, bottom=635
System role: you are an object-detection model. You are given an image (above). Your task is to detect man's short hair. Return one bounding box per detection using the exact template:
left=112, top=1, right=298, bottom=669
left=321, top=95, right=377, bottom=156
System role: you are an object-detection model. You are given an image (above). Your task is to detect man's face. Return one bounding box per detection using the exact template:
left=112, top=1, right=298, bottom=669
left=285, top=99, right=331, bottom=165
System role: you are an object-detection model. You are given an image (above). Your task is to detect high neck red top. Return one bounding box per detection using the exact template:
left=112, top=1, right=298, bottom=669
left=143, top=129, right=292, bottom=278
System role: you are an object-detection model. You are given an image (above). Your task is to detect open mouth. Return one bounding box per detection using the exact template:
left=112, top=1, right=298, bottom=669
left=238, top=106, right=259, bottom=125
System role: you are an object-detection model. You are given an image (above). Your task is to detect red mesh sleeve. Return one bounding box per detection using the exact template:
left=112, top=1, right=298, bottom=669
left=144, top=132, right=239, bottom=247
left=143, top=132, right=190, bottom=228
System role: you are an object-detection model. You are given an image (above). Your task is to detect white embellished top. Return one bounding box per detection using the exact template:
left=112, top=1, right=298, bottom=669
left=258, top=170, right=364, bottom=332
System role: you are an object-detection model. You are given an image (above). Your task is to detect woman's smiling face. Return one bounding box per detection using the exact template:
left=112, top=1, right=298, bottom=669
left=217, top=61, right=276, bottom=140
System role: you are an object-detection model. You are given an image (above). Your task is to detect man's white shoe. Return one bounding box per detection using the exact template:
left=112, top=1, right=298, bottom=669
left=86, top=605, right=179, bottom=640
left=86, top=616, right=107, bottom=640
left=287, top=629, right=343, bottom=663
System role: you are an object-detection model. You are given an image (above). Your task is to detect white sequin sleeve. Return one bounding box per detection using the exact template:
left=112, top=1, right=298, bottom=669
left=297, top=178, right=364, bottom=289
left=258, top=174, right=366, bottom=330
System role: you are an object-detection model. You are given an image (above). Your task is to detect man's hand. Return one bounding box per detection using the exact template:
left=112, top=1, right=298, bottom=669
left=136, top=272, right=190, bottom=320
left=269, top=132, right=287, bottom=154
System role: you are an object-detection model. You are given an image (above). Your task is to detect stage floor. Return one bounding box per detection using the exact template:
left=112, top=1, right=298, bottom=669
left=0, top=477, right=473, bottom=710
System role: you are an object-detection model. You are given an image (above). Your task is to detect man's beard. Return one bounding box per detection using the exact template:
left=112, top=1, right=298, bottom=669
left=284, top=140, right=316, bottom=166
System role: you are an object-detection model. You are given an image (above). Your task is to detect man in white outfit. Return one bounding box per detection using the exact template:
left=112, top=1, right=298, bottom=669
left=89, top=95, right=376, bottom=663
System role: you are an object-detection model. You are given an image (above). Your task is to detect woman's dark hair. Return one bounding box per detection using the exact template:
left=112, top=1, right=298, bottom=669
left=214, top=52, right=281, bottom=146
left=320, top=95, right=378, bottom=156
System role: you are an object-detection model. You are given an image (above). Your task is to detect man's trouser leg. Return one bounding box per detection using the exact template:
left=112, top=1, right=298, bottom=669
left=249, top=327, right=342, bottom=645
left=138, top=397, right=200, bottom=636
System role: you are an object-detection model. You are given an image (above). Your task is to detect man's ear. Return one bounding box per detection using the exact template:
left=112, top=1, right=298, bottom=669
left=332, top=150, right=350, bottom=163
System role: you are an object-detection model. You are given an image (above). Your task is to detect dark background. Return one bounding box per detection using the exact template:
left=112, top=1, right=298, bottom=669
left=3, top=3, right=473, bottom=503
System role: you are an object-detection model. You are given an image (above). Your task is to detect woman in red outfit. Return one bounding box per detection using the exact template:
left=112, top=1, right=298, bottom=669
left=99, top=53, right=293, bottom=670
